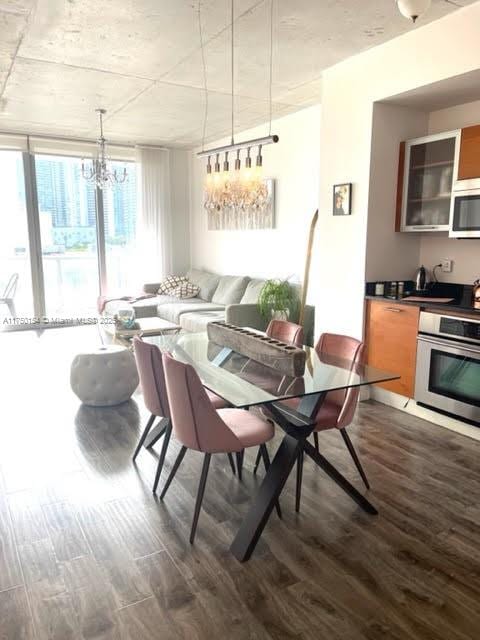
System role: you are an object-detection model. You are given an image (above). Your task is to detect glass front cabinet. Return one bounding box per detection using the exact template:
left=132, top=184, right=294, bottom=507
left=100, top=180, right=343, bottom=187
left=398, top=130, right=460, bottom=232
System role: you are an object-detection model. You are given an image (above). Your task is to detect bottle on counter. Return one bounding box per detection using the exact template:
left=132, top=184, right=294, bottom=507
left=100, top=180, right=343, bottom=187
left=375, top=282, right=385, bottom=296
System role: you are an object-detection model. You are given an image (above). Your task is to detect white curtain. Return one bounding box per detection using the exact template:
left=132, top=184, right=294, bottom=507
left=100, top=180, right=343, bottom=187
left=135, top=146, right=172, bottom=282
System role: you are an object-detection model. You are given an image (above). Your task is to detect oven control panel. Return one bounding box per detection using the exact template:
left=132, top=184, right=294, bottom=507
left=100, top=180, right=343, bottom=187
left=439, top=317, right=480, bottom=342
left=419, top=311, right=480, bottom=346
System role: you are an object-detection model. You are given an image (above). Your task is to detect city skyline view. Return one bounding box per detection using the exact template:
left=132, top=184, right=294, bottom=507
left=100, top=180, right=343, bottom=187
left=0, top=149, right=138, bottom=318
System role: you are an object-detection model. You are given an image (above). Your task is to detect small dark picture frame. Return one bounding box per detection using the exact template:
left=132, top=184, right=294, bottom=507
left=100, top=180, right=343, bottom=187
left=333, top=183, right=352, bottom=216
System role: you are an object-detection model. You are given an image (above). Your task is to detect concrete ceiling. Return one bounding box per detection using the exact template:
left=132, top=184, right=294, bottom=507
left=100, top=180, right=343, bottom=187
left=0, top=0, right=475, bottom=147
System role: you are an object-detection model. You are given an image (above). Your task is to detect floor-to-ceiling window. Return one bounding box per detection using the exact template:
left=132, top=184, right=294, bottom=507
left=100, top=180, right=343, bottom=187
left=35, top=154, right=100, bottom=317
left=0, top=150, right=34, bottom=321
left=0, top=137, right=137, bottom=327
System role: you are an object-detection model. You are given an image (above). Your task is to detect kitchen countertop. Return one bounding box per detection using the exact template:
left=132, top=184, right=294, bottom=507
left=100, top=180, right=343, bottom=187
left=365, top=283, right=480, bottom=317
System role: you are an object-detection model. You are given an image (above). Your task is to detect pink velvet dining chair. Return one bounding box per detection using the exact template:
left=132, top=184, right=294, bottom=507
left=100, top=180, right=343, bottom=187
left=160, top=352, right=276, bottom=543
left=286, top=333, right=368, bottom=512
left=132, top=337, right=235, bottom=493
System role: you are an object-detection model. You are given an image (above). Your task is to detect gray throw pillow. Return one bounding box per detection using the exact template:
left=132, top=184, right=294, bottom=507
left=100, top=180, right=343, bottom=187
left=212, top=276, right=250, bottom=305
left=240, top=279, right=266, bottom=304
left=186, top=268, right=221, bottom=301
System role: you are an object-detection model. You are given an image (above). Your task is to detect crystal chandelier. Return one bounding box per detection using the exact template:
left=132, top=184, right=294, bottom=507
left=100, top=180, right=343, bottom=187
left=82, top=108, right=127, bottom=189
left=203, top=141, right=275, bottom=214
left=197, top=0, right=278, bottom=216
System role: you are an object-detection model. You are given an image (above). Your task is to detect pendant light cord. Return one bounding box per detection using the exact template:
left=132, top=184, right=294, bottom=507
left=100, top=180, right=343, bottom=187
left=268, top=0, right=274, bottom=136
left=231, top=0, right=235, bottom=145
left=198, top=0, right=208, bottom=152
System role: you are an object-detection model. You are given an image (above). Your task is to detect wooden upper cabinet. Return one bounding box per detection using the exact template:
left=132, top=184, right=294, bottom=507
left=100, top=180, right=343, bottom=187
left=364, top=300, right=420, bottom=398
left=458, top=125, right=480, bottom=180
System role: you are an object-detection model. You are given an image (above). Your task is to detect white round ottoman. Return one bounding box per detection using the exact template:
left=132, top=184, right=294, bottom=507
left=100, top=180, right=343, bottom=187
left=70, top=345, right=139, bottom=407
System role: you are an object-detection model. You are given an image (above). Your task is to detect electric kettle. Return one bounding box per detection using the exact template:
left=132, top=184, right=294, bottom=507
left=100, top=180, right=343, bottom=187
left=414, top=265, right=430, bottom=292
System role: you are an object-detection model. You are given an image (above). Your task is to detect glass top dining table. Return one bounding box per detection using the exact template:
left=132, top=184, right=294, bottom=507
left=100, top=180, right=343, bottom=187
left=145, top=331, right=399, bottom=562
left=145, top=332, right=398, bottom=412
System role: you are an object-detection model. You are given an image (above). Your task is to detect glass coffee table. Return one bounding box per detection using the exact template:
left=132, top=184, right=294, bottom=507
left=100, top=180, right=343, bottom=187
left=100, top=316, right=181, bottom=348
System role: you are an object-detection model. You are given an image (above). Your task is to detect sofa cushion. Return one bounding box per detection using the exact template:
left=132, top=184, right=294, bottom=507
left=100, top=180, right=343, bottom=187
left=157, top=301, right=225, bottom=324
left=186, top=268, right=220, bottom=301
left=240, top=278, right=266, bottom=304
left=212, top=275, right=250, bottom=305
left=179, top=310, right=226, bottom=333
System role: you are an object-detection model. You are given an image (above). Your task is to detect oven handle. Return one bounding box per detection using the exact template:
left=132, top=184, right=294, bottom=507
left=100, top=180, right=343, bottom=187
left=417, top=333, right=480, bottom=356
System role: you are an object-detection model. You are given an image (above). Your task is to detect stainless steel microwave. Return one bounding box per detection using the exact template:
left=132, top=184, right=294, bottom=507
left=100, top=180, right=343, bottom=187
left=450, top=179, right=480, bottom=238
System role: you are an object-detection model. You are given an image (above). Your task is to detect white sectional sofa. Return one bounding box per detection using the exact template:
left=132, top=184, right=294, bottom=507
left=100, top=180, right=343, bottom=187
left=103, top=268, right=315, bottom=344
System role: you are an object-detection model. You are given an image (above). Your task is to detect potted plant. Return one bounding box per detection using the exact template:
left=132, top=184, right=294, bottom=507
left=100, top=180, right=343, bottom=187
left=258, top=279, right=298, bottom=321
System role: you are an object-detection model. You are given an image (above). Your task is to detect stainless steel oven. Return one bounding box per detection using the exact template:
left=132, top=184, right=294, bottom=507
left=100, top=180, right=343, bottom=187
left=450, top=179, right=480, bottom=238
left=415, top=311, right=480, bottom=424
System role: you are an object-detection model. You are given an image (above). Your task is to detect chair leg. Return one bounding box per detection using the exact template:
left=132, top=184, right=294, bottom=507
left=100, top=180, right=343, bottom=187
left=190, top=453, right=211, bottom=544
left=253, top=448, right=262, bottom=475
left=313, top=432, right=319, bottom=453
left=159, top=446, right=187, bottom=499
left=152, top=421, right=172, bottom=494
left=295, top=450, right=304, bottom=513
left=259, top=444, right=282, bottom=519
left=340, top=429, right=370, bottom=490
left=235, top=450, right=245, bottom=481
left=227, top=453, right=236, bottom=475
left=132, top=414, right=156, bottom=461
left=6, top=300, right=16, bottom=317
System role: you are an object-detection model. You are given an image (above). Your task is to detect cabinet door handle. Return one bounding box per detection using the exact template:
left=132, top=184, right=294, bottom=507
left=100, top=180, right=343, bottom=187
left=385, top=307, right=403, bottom=313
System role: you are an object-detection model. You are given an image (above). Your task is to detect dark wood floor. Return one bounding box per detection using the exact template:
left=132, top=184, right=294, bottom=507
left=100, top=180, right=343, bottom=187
left=1, top=327, right=480, bottom=639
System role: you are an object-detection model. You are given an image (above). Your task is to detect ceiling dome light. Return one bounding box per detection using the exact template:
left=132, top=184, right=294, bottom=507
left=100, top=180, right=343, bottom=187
left=397, top=0, right=431, bottom=23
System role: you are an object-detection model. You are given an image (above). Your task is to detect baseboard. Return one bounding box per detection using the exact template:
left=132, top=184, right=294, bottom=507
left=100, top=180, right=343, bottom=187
left=368, top=387, right=480, bottom=443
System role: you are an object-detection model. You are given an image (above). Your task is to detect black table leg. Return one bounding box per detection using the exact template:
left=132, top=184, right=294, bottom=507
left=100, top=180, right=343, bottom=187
left=303, top=440, right=378, bottom=515
left=230, top=434, right=304, bottom=563
left=144, top=417, right=169, bottom=449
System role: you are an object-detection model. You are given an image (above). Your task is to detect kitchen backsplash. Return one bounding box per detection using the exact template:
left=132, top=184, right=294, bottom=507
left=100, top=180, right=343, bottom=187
left=419, top=234, right=480, bottom=284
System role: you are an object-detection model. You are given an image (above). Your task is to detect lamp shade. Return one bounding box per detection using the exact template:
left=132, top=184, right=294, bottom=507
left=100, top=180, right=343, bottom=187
left=397, top=0, right=431, bottom=22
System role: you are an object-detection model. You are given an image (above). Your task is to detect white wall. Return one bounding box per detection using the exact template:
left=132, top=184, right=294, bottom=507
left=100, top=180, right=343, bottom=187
left=428, top=98, right=480, bottom=133
left=417, top=99, right=480, bottom=284
left=189, top=105, right=321, bottom=296
left=317, top=2, right=480, bottom=339
left=365, top=103, right=427, bottom=282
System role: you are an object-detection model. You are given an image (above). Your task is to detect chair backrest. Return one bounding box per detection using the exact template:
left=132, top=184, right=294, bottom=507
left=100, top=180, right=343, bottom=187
left=162, top=353, right=243, bottom=453
left=133, top=337, right=170, bottom=418
left=315, top=333, right=365, bottom=429
left=2, top=273, right=19, bottom=299
left=266, top=319, right=304, bottom=347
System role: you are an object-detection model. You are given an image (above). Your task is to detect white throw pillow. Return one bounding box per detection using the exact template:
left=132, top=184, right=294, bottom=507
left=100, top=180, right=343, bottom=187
left=171, top=282, right=200, bottom=299
left=157, top=275, right=187, bottom=294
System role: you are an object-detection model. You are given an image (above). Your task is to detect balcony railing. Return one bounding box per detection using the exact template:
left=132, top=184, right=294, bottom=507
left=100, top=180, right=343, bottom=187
left=1, top=249, right=136, bottom=320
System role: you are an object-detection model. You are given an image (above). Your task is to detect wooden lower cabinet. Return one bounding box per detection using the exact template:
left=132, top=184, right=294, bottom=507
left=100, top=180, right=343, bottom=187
left=364, top=300, right=420, bottom=398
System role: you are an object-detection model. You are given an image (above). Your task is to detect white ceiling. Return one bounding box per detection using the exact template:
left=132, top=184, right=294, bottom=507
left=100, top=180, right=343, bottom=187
left=385, top=68, right=480, bottom=112
left=0, top=0, right=475, bottom=147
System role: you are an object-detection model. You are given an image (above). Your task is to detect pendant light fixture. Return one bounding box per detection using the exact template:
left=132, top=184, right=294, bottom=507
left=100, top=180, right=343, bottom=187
left=82, top=108, right=128, bottom=189
left=198, top=0, right=279, bottom=215
left=396, top=0, right=431, bottom=23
